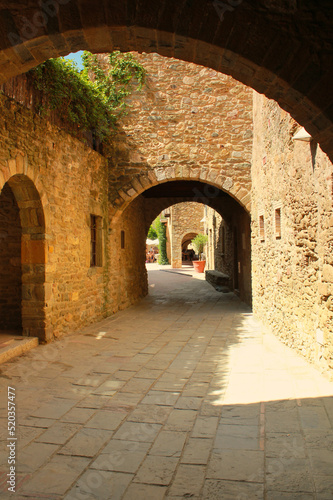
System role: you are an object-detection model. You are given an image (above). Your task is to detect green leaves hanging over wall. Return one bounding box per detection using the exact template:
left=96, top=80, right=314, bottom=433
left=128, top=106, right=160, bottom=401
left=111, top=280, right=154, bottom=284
left=28, top=51, right=146, bottom=142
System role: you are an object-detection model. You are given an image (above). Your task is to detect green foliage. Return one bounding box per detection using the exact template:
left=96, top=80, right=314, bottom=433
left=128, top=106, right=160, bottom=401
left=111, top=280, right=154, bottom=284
left=155, top=217, right=169, bottom=265
left=147, top=225, right=158, bottom=240
left=191, top=233, right=208, bottom=259
left=28, top=51, right=146, bottom=141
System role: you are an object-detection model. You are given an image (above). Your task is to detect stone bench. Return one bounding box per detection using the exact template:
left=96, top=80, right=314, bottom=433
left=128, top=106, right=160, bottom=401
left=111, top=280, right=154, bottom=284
left=205, top=270, right=231, bottom=292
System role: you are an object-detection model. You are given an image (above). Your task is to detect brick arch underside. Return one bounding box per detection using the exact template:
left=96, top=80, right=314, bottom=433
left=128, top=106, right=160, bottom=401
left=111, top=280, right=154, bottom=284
left=112, top=175, right=250, bottom=225
left=144, top=196, right=245, bottom=232
left=182, top=232, right=199, bottom=249
left=0, top=1, right=332, bottom=160
left=0, top=173, right=47, bottom=341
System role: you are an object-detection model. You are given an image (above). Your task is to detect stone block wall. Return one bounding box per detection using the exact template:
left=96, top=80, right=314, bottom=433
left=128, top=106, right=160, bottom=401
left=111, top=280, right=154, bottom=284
left=206, top=205, right=252, bottom=305
left=103, top=52, right=253, bottom=214
left=0, top=51, right=254, bottom=343
left=252, top=93, right=333, bottom=374
left=168, top=202, right=205, bottom=268
left=206, top=207, right=223, bottom=272
left=0, top=93, right=109, bottom=341
left=107, top=196, right=148, bottom=313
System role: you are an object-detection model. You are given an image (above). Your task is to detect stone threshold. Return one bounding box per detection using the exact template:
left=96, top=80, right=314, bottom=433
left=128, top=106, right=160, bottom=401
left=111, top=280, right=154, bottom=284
left=0, top=334, right=39, bottom=364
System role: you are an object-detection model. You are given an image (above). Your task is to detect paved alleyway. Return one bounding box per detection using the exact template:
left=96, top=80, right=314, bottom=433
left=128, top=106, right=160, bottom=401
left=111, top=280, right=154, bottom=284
left=0, top=265, right=333, bottom=499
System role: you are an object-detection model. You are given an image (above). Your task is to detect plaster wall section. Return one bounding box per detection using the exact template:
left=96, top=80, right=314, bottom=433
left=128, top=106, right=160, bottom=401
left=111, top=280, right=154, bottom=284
left=252, top=92, right=333, bottom=374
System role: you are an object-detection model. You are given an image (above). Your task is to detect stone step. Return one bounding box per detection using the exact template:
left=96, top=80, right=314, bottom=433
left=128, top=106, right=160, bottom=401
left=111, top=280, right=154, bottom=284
left=0, top=334, right=39, bottom=364
left=205, top=270, right=231, bottom=292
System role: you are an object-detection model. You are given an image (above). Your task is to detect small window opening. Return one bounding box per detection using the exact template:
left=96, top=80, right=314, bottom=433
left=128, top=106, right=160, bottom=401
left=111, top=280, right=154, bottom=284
left=90, top=215, right=103, bottom=267
left=121, top=230, right=125, bottom=249
left=259, top=215, right=265, bottom=242
left=275, top=208, right=281, bottom=239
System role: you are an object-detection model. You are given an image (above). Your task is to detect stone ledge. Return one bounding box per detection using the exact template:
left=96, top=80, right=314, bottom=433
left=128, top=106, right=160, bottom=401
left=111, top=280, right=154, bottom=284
left=0, top=335, right=39, bottom=364
left=205, top=270, right=231, bottom=292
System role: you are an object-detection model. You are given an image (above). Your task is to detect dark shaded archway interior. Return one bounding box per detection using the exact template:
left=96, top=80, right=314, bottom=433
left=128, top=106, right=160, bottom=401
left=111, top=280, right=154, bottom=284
left=0, top=182, right=22, bottom=332
left=182, top=232, right=198, bottom=252
left=142, top=180, right=247, bottom=228
left=140, top=179, right=252, bottom=305
left=0, top=175, right=47, bottom=340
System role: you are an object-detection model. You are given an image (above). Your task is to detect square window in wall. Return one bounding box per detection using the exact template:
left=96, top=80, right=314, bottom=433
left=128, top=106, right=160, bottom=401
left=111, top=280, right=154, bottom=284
left=90, top=215, right=103, bottom=267
left=275, top=207, right=282, bottom=239
left=259, top=215, right=265, bottom=242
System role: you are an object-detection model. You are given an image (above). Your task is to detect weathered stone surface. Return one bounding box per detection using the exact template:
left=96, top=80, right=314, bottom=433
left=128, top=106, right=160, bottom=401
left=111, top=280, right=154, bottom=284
left=206, top=270, right=230, bottom=289
left=106, top=52, right=253, bottom=210
left=251, top=92, right=333, bottom=375
left=165, top=202, right=205, bottom=268
left=0, top=48, right=331, bottom=371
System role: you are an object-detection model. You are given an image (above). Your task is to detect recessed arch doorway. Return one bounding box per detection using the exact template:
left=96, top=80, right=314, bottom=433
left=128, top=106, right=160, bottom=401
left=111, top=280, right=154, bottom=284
left=0, top=174, right=47, bottom=341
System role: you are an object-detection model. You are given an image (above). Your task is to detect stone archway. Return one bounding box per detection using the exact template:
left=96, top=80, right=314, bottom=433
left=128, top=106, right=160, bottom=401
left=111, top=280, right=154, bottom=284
left=0, top=2, right=331, bottom=160
left=182, top=232, right=198, bottom=252
left=110, top=178, right=251, bottom=305
left=181, top=231, right=198, bottom=262
left=0, top=174, right=47, bottom=341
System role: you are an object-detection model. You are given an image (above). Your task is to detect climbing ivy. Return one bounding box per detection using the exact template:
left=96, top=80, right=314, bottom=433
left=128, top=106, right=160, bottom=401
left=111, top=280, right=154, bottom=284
left=147, top=225, right=158, bottom=240
left=155, top=217, right=169, bottom=265
left=28, top=51, right=146, bottom=141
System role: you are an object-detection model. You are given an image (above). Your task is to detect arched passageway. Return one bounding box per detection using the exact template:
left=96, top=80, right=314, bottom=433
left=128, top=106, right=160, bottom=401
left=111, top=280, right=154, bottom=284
left=181, top=232, right=198, bottom=260
left=0, top=1, right=331, bottom=160
left=0, top=175, right=46, bottom=340
left=0, top=4, right=330, bottom=370
left=112, top=179, right=252, bottom=306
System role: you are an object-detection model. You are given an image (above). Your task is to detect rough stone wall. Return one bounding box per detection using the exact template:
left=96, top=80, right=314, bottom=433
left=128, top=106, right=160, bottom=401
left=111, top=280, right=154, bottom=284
left=252, top=92, right=333, bottom=374
left=0, top=1, right=331, bottom=165
left=0, top=51, right=254, bottom=342
left=0, top=183, right=22, bottom=330
left=168, top=202, right=205, bottom=268
left=104, top=52, right=253, bottom=213
left=206, top=207, right=224, bottom=272
left=234, top=209, right=252, bottom=306
left=0, top=93, right=109, bottom=341
left=205, top=204, right=252, bottom=304
left=107, top=196, right=148, bottom=313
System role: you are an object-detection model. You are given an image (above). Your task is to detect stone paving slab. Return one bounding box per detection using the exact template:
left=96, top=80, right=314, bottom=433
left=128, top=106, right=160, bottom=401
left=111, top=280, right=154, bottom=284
left=0, top=266, right=332, bottom=498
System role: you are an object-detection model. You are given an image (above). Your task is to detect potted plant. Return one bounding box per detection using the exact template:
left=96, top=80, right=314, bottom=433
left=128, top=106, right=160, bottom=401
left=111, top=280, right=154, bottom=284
left=191, top=233, right=208, bottom=273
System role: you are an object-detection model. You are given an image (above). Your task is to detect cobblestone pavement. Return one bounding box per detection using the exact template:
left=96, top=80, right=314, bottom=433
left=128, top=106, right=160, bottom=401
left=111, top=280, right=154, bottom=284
left=0, top=265, right=333, bottom=499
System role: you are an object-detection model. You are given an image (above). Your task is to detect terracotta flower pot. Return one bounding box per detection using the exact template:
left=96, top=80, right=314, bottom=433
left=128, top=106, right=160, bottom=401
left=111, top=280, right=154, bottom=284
left=193, top=260, right=206, bottom=273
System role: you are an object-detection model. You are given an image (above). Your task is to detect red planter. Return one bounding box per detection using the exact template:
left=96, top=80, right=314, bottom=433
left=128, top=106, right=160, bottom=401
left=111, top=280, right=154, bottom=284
left=193, top=260, right=206, bottom=273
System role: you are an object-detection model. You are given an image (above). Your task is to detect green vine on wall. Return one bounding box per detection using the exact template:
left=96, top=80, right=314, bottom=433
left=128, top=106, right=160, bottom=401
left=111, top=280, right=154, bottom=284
left=28, top=51, right=146, bottom=142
